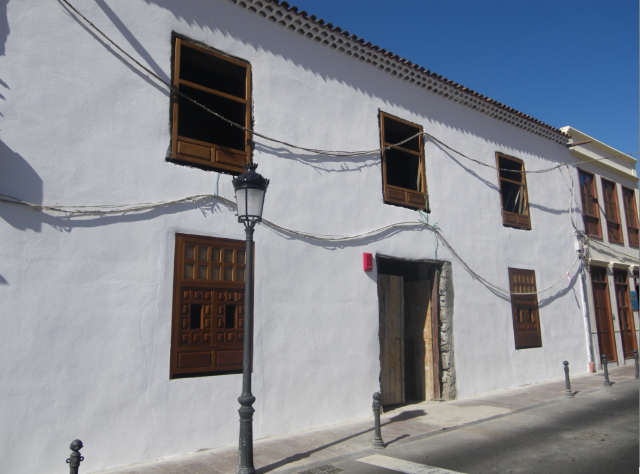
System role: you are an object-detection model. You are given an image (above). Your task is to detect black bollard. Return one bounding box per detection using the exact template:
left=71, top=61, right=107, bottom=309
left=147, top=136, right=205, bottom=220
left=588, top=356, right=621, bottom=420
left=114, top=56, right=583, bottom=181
left=563, top=361, right=574, bottom=398
left=372, top=392, right=384, bottom=449
left=602, top=355, right=612, bottom=387
left=634, top=350, right=639, bottom=380
left=66, top=439, right=84, bottom=474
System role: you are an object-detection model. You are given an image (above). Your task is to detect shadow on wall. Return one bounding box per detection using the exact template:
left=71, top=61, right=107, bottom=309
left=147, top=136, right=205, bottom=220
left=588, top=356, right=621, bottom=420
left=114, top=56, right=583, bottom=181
left=139, top=0, right=564, bottom=163
left=0, top=140, right=43, bottom=232
left=0, top=0, right=8, bottom=56
left=57, top=0, right=169, bottom=97
left=0, top=0, right=8, bottom=118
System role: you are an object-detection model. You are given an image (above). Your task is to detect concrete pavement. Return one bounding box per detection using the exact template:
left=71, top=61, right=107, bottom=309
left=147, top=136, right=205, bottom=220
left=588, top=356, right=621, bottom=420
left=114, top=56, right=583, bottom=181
left=96, top=363, right=638, bottom=474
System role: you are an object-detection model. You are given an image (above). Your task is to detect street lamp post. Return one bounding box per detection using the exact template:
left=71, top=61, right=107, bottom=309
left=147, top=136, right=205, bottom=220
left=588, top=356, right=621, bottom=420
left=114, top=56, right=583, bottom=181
left=232, top=163, right=269, bottom=474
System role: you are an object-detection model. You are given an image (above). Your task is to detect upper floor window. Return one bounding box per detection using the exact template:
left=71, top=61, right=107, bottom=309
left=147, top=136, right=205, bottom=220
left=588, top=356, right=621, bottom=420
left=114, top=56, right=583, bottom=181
left=601, top=178, right=623, bottom=244
left=496, top=153, right=531, bottom=230
left=171, top=37, right=251, bottom=174
left=379, top=112, right=427, bottom=210
left=578, top=169, right=602, bottom=238
left=622, top=187, right=639, bottom=248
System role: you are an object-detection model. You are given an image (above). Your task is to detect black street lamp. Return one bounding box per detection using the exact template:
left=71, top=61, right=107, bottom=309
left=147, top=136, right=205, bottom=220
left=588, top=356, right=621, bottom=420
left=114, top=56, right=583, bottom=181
left=232, top=163, right=269, bottom=474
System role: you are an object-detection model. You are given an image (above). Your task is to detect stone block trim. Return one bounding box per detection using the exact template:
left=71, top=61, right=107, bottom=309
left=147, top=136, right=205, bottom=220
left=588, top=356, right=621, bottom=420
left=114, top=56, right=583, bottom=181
left=438, top=262, right=457, bottom=400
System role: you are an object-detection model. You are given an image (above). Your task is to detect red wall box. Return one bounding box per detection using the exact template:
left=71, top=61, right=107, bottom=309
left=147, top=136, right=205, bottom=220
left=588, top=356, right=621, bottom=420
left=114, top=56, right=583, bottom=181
left=363, top=253, right=373, bottom=272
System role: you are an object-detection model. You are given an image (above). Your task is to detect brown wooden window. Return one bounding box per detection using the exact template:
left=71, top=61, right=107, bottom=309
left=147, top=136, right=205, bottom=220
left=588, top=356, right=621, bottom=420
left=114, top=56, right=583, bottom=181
left=496, top=153, right=531, bottom=230
left=508, top=268, right=542, bottom=349
left=577, top=169, right=602, bottom=238
left=171, top=37, right=251, bottom=174
left=379, top=112, right=427, bottom=210
left=601, top=178, right=623, bottom=244
left=170, top=234, right=250, bottom=378
left=622, top=187, right=639, bottom=248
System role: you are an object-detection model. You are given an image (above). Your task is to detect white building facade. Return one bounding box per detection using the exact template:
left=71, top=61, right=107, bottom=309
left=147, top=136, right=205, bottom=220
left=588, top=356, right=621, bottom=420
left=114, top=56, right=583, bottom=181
left=0, top=1, right=597, bottom=472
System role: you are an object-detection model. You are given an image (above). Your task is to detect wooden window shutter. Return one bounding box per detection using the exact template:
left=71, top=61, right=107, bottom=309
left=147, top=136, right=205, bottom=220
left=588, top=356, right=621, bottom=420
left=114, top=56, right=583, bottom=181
left=577, top=169, right=602, bottom=238
left=622, top=187, right=639, bottom=248
left=508, top=268, right=542, bottom=349
left=601, top=179, right=623, bottom=244
left=171, top=37, right=251, bottom=174
left=170, top=234, right=251, bottom=378
left=379, top=111, right=428, bottom=210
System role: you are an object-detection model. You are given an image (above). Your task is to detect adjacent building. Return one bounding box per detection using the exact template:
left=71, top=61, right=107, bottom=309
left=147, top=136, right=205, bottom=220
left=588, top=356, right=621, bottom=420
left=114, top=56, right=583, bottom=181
left=0, top=1, right=613, bottom=472
left=562, top=127, right=639, bottom=369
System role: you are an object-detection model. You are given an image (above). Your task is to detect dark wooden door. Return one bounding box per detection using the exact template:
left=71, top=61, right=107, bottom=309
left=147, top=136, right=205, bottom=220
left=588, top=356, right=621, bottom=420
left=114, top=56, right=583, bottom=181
left=591, top=267, right=617, bottom=362
left=614, top=270, right=637, bottom=359
left=378, top=275, right=404, bottom=406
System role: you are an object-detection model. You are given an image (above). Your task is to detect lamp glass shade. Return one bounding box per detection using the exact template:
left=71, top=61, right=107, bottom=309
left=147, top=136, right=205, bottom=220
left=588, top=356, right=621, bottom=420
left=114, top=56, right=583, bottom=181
left=235, top=186, right=266, bottom=223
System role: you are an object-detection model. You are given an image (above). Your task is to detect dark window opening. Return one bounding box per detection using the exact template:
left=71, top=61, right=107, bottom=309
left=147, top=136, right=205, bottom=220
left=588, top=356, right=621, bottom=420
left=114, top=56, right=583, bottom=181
left=180, top=45, right=246, bottom=98
left=383, top=116, right=421, bottom=152
left=225, top=305, right=236, bottom=329
left=386, top=148, right=422, bottom=191
left=177, top=86, right=246, bottom=150
left=190, top=304, right=202, bottom=329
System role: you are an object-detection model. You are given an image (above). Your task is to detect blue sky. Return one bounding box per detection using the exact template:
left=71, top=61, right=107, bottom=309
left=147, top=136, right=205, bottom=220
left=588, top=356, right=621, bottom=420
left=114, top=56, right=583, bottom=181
left=290, top=0, right=639, bottom=169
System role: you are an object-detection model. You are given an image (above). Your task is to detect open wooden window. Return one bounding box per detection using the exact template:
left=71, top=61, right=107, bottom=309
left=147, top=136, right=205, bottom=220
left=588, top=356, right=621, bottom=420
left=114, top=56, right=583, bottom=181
left=170, top=234, right=250, bottom=378
left=508, top=268, right=542, bottom=349
left=601, top=178, right=623, bottom=244
left=577, top=169, right=602, bottom=238
left=379, top=112, right=427, bottom=210
left=171, top=37, right=251, bottom=174
left=622, top=187, right=639, bottom=248
left=496, top=153, right=531, bottom=230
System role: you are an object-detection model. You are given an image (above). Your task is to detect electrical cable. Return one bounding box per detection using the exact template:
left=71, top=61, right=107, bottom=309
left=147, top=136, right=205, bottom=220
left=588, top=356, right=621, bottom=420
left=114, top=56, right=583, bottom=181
left=60, top=0, right=637, bottom=173
left=18, top=0, right=630, bottom=297
left=0, top=191, right=583, bottom=296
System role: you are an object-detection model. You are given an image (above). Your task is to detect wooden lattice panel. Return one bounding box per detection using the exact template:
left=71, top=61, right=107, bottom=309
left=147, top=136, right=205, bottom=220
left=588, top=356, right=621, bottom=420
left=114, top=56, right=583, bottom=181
left=508, top=269, right=542, bottom=349
left=171, top=234, right=251, bottom=377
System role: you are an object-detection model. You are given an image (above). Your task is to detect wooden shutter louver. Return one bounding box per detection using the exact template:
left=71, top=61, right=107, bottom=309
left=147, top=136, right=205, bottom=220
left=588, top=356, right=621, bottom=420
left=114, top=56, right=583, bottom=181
left=601, top=179, right=622, bottom=244
left=578, top=169, right=602, bottom=238
left=622, top=187, right=639, bottom=248
left=508, top=268, right=542, bottom=349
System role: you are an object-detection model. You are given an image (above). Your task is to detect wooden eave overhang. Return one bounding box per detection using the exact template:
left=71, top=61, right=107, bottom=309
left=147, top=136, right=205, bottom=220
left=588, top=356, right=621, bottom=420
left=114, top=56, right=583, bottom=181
left=561, top=127, right=638, bottom=183
left=231, top=0, right=571, bottom=145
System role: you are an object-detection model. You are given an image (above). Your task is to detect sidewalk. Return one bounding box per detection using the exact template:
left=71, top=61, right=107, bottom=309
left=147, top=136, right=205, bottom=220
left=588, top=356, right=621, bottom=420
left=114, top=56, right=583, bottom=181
left=98, top=364, right=637, bottom=474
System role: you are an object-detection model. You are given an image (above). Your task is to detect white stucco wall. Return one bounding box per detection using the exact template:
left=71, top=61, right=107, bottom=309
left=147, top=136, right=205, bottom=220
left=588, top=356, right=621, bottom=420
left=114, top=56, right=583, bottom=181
left=1, top=1, right=589, bottom=472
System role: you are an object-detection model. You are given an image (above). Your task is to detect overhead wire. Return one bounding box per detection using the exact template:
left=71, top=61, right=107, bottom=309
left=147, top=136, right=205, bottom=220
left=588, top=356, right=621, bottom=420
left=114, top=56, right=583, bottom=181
left=60, top=0, right=637, bottom=172
left=9, top=0, right=627, bottom=298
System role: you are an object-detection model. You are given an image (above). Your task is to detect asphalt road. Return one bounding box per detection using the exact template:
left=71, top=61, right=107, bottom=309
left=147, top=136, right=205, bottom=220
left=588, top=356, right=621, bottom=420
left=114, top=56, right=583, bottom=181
left=328, top=380, right=639, bottom=474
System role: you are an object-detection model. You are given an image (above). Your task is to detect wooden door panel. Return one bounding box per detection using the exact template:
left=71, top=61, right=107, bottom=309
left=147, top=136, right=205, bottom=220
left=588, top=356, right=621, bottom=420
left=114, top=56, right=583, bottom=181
left=614, top=271, right=637, bottom=359
left=591, top=268, right=617, bottom=362
left=404, top=281, right=433, bottom=401
left=378, top=275, right=405, bottom=406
